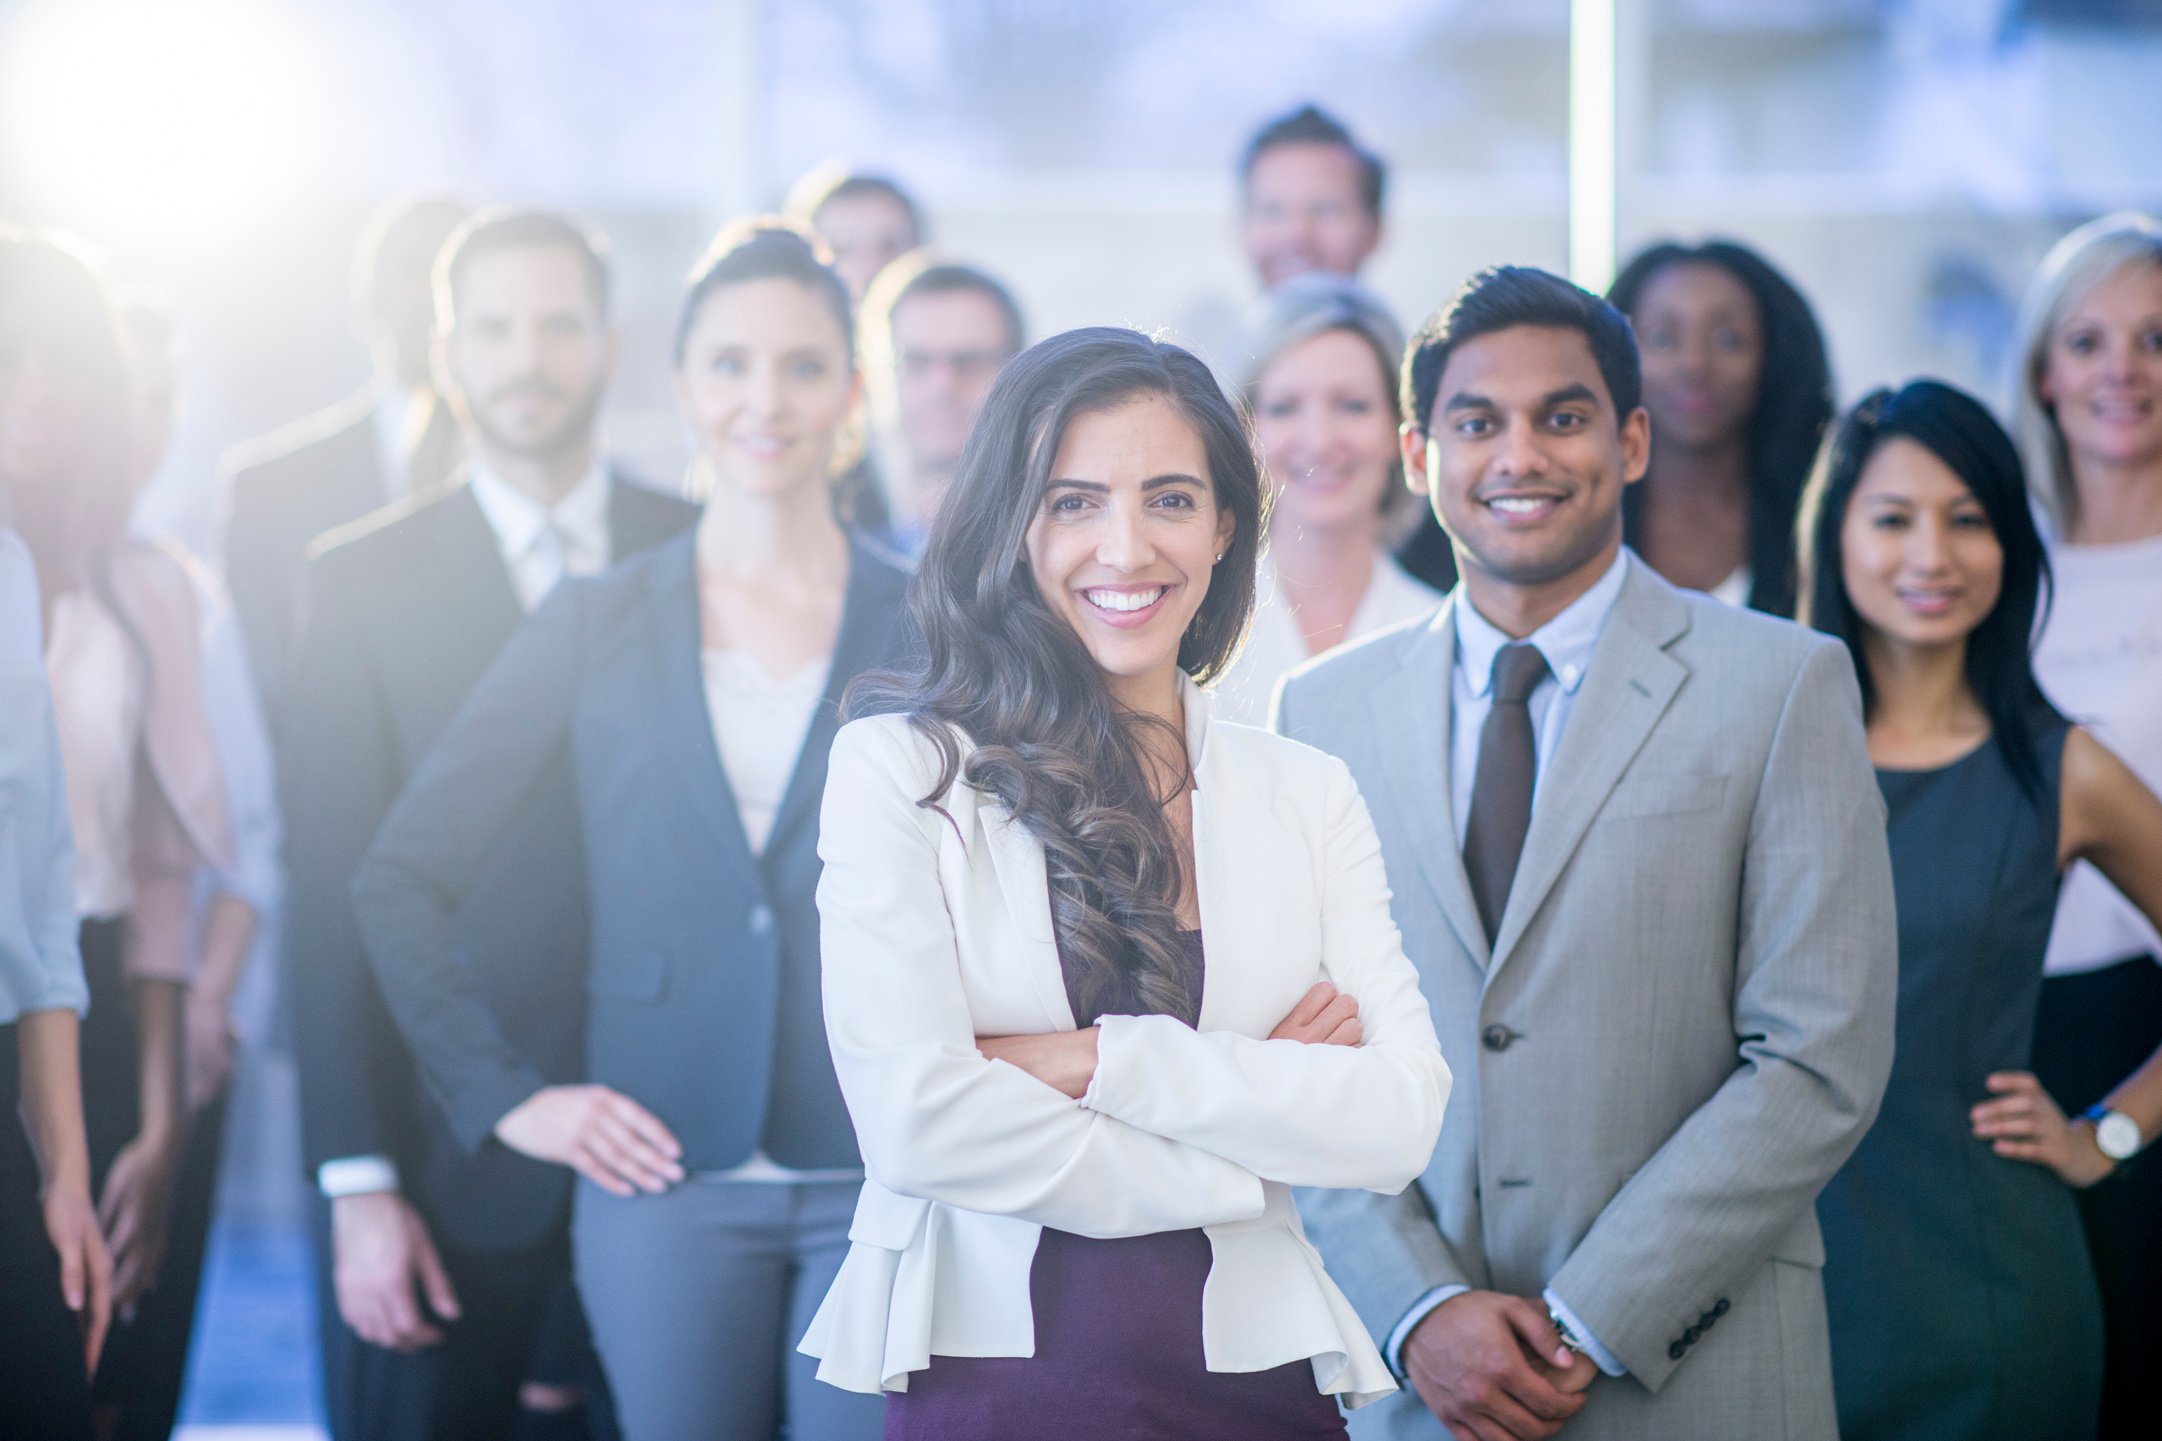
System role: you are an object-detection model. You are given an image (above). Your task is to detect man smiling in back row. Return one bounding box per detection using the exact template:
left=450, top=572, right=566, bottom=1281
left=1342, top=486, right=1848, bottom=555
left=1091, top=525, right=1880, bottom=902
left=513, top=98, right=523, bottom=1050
left=1276, top=266, right=1898, bottom=1441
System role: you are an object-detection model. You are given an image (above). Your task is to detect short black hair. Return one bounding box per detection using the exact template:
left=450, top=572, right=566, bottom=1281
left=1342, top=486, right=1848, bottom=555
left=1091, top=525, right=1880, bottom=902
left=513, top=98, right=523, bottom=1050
left=674, top=218, right=854, bottom=365
left=1797, top=379, right=2059, bottom=800
left=434, top=207, right=611, bottom=329
left=1240, top=104, right=1386, bottom=218
left=1401, top=265, right=1641, bottom=433
left=865, top=255, right=1026, bottom=357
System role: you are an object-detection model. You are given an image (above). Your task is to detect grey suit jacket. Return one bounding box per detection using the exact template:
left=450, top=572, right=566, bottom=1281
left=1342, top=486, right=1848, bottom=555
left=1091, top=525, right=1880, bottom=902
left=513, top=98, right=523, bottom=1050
left=1275, top=557, right=1896, bottom=1441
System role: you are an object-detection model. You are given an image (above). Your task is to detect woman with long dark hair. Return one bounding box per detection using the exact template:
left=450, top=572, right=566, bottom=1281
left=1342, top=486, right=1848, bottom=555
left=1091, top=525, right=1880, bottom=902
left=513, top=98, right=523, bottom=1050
left=350, top=221, right=909, bottom=1441
left=0, top=229, right=234, bottom=1439
left=1608, top=238, right=1834, bottom=615
left=1799, top=380, right=2162, bottom=1440
left=801, top=326, right=1449, bottom=1436
left=2012, top=212, right=2162, bottom=1437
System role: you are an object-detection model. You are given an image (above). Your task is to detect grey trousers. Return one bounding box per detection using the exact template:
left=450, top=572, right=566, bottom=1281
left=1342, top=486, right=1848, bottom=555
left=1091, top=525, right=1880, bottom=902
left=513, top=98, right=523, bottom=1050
left=573, top=1174, right=882, bottom=1441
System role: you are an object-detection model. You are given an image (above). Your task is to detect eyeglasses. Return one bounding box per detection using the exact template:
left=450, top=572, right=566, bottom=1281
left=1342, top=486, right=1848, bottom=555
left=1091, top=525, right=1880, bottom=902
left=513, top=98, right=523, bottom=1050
left=896, top=348, right=1008, bottom=382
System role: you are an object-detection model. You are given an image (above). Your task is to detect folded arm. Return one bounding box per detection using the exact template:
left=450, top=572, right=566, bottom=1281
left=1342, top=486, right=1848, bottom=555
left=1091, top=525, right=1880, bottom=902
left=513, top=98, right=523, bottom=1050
left=1081, top=757, right=1449, bottom=1192
left=818, top=719, right=1269, bottom=1238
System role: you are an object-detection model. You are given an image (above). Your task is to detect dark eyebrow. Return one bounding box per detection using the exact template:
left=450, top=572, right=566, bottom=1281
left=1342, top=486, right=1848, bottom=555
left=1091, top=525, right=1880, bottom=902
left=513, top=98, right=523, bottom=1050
left=1142, top=473, right=1206, bottom=491
left=1441, top=391, right=1492, bottom=414
left=1541, top=384, right=1599, bottom=409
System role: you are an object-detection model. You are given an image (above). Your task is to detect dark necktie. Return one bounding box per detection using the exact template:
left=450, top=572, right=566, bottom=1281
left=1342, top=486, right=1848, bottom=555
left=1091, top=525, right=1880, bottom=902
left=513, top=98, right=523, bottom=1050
left=1463, top=642, right=1551, bottom=944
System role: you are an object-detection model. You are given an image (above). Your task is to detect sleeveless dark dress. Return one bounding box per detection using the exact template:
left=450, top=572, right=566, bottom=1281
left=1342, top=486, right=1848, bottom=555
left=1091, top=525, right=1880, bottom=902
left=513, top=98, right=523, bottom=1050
left=883, top=930, right=1349, bottom=1440
left=1818, top=720, right=2104, bottom=1441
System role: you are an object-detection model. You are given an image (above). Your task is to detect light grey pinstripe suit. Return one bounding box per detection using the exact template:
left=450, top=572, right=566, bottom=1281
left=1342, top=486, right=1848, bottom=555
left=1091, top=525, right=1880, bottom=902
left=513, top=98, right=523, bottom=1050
left=1275, top=557, right=1897, bottom=1441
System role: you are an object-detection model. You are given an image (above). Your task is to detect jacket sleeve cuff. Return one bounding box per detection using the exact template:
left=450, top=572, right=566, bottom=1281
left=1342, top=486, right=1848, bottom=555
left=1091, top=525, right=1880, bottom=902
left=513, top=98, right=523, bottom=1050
left=1545, top=1287, right=1628, bottom=1377
left=1385, top=1283, right=1468, bottom=1378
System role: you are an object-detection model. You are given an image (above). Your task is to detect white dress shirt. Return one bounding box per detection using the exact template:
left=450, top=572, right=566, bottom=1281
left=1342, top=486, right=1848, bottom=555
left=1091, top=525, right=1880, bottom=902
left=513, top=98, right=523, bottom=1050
left=1390, top=548, right=1633, bottom=1379
left=1212, top=551, right=1443, bottom=726
left=468, top=462, right=612, bottom=613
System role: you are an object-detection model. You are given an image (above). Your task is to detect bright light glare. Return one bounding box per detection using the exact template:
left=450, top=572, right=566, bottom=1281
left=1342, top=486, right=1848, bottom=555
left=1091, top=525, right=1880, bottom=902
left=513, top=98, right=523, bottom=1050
left=1567, top=0, right=1618, bottom=294
left=0, top=0, right=323, bottom=242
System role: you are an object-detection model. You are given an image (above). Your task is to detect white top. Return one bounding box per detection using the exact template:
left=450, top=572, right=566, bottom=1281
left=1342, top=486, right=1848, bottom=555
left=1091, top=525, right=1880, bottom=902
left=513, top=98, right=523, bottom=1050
left=467, top=462, right=612, bottom=613
left=800, top=681, right=1450, bottom=1407
left=370, top=388, right=411, bottom=500
left=701, top=648, right=831, bottom=857
left=2035, top=531, right=2162, bottom=975
left=46, top=590, right=145, bottom=919
left=1211, top=552, right=1443, bottom=726
left=1708, top=564, right=1751, bottom=609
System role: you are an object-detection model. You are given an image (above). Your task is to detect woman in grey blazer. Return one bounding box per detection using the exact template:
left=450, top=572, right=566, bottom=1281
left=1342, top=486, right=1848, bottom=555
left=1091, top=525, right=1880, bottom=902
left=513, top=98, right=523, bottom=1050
left=348, top=223, right=911, bottom=1441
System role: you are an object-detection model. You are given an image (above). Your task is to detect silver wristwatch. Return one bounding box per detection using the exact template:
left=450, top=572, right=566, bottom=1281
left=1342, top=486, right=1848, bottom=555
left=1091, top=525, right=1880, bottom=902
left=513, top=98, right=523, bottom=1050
left=2084, top=1104, right=2143, bottom=1162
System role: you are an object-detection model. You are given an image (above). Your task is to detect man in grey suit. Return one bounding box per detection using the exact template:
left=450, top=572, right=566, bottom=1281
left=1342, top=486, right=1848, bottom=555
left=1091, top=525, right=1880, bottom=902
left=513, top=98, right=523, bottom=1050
left=1275, top=266, right=1896, bottom=1441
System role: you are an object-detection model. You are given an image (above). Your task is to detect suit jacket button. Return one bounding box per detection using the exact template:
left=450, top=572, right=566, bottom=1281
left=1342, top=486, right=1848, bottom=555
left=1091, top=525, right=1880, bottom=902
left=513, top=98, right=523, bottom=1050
left=1713, top=1298, right=1730, bottom=1317
left=1481, top=1024, right=1516, bottom=1052
left=1668, top=1340, right=1686, bottom=1361
left=749, top=904, right=775, bottom=935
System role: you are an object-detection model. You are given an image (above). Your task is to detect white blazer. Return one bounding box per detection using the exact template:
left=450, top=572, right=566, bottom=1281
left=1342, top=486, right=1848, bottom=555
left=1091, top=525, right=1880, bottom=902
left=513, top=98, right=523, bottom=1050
left=799, top=676, right=1450, bottom=1408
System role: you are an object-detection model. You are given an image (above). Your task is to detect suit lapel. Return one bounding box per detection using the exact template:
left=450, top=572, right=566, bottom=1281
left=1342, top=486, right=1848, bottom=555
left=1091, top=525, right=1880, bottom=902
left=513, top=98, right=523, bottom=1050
left=1486, top=564, right=1691, bottom=977
left=606, top=469, right=694, bottom=560
left=643, top=537, right=763, bottom=878
left=1369, top=599, right=1491, bottom=969
left=427, top=483, right=525, bottom=650
left=763, top=545, right=905, bottom=862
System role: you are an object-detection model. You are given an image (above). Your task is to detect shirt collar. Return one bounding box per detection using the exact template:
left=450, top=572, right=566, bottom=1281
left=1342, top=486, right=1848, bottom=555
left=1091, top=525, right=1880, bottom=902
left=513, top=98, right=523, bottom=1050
left=1454, top=548, right=1629, bottom=698
left=466, top=459, right=611, bottom=563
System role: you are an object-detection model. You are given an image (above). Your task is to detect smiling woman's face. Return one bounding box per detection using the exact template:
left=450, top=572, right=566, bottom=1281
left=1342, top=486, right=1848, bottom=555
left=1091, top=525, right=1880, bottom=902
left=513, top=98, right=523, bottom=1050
left=1024, top=393, right=1235, bottom=710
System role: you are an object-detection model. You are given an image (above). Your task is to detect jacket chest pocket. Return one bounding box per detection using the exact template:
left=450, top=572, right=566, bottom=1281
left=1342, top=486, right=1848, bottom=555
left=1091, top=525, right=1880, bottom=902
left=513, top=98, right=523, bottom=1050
left=1597, top=771, right=1726, bottom=822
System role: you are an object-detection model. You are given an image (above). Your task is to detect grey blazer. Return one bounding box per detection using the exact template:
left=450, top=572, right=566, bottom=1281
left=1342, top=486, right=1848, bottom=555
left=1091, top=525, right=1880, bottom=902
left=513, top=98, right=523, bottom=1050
left=1275, top=557, right=1896, bottom=1441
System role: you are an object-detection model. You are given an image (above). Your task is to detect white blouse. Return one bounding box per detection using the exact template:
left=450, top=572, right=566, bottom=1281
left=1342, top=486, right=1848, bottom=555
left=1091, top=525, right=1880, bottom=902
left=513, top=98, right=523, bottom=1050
left=47, top=591, right=146, bottom=920
left=1210, top=552, right=1442, bottom=727
left=702, top=647, right=831, bottom=856
left=2035, top=532, right=2162, bottom=974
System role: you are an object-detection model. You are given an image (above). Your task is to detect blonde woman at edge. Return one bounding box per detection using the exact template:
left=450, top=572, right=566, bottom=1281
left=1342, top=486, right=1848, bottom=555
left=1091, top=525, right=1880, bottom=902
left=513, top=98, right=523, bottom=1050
left=2013, top=209, right=2162, bottom=1439
left=1211, top=274, right=1441, bottom=726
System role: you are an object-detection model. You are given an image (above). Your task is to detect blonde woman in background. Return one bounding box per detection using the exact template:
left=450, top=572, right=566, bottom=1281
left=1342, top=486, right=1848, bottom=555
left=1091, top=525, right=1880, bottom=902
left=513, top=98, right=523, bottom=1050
left=1211, top=275, right=1440, bottom=726
left=2013, top=209, right=2162, bottom=1440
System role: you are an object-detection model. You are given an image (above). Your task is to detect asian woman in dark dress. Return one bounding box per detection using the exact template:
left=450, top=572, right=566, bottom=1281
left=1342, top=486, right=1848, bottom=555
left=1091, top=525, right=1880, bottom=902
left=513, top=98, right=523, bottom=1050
left=802, top=326, right=1449, bottom=1438
left=1799, top=380, right=2162, bottom=1441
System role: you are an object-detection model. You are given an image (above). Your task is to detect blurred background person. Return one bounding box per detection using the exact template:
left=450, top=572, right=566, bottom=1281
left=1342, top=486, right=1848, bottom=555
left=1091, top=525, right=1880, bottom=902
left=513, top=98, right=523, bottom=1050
left=0, top=517, right=109, bottom=1438
left=221, top=195, right=469, bottom=716
left=1238, top=103, right=1386, bottom=292
left=280, top=208, right=693, bottom=1441
left=1211, top=273, right=1438, bottom=725
left=104, top=299, right=282, bottom=1441
left=2014, top=209, right=2162, bottom=1440
left=785, top=164, right=924, bottom=304
left=1606, top=239, right=1835, bottom=614
left=858, top=251, right=1025, bottom=553
left=1799, top=380, right=2162, bottom=1440
left=0, top=229, right=236, bottom=1440
left=350, top=222, right=907, bottom=1441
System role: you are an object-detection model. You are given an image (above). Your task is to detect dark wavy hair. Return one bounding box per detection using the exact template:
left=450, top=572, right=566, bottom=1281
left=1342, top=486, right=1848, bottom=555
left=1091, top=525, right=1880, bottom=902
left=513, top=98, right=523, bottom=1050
left=852, top=327, right=1264, bottom=1026
left=1796, top=379, right=2059, bottom=800
left=1609, top=240, right=1834, bottom=617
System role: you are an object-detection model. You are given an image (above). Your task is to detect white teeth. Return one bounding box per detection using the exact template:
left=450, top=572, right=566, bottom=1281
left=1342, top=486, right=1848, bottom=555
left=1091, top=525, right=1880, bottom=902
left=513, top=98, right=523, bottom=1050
left=1084, top=587, right=1165, bottom=612
left=1488, top=496, right=1551, bottom=514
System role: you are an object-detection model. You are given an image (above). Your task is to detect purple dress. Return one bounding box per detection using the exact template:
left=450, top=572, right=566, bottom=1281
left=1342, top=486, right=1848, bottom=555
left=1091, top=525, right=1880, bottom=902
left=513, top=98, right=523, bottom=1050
left=883, top=930, right=1350, bottom=1440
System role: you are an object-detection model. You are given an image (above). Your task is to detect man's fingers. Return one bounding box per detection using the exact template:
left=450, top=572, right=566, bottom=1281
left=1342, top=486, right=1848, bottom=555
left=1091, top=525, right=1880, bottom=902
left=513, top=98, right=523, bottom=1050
left=411, top=1238, right=462, bottom=1323
left=569, top=1147, right=638, bottom=1198
left=1993, top=1138, right=2047, bottom=1161
left=1502, top=1297, right=1571, bottom=1374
